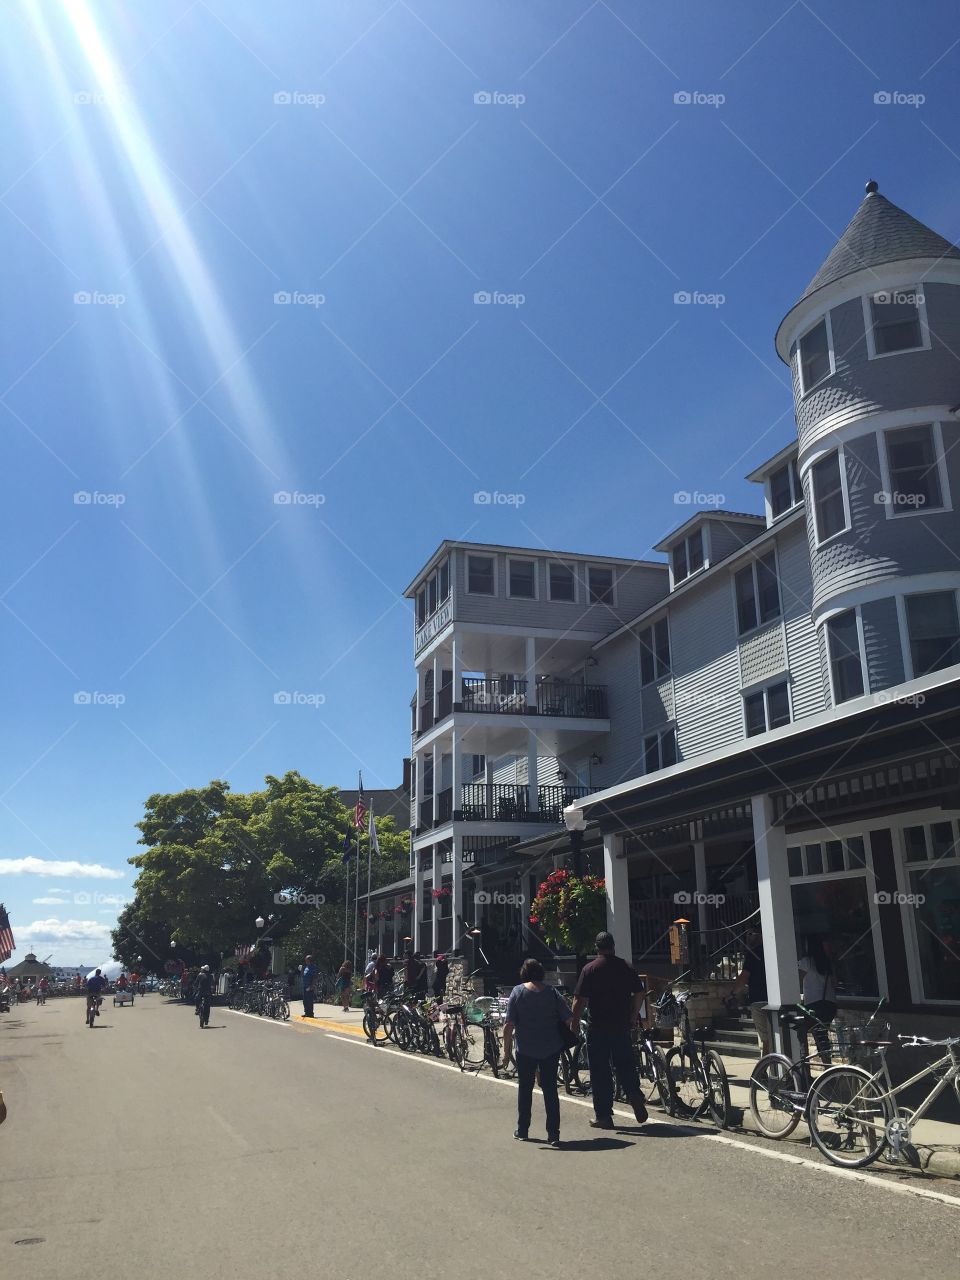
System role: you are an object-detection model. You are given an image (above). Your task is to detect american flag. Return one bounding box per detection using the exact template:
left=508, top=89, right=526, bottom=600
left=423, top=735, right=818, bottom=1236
left=0, top=904, right=15, bottom=964
left=354, top=775, right=366, bottom=830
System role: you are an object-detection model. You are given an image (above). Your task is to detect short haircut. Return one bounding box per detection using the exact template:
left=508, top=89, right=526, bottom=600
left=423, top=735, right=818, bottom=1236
left=520, top=957, right=545, bottom=982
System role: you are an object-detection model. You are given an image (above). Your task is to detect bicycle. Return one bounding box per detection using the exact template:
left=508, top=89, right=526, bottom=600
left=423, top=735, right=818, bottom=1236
left=749, top=1000, right=887, bottom=1140
left=806, top=1029, right=960, bottom=1169
left=657, top=990, right=731, bottom=1127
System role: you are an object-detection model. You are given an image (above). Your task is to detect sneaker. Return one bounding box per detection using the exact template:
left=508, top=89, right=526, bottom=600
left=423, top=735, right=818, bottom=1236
left=514, top=1129, right=528, bottom=1141
left=627, top=1091, right=649, bottom=1124
left=589, top=1117, right=614, bottom=1130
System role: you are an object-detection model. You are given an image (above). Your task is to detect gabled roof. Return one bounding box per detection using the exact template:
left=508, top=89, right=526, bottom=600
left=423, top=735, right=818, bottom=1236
left=798, top=184, right=960, bottom=306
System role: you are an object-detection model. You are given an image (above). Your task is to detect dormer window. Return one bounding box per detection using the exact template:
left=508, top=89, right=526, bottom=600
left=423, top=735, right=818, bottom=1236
left=798, top=317, right=832, bottom=394
left=672, top=528, right=705, bottom=584
left=769, top=458, right=802, bottom=519
left=865, top=287, right=928, bottom=357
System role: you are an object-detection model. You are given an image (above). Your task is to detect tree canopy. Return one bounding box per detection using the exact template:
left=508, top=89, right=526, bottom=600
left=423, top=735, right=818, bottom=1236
left=113, top=772, right=409, bottom=973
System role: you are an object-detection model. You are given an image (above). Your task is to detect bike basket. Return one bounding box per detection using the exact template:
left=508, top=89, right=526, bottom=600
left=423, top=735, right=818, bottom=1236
left=654, top=993, right=681, bottom=1030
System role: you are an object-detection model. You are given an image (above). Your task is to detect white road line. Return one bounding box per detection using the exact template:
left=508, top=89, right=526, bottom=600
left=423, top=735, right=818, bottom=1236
left=321, top=1031, right=960, bottom=1209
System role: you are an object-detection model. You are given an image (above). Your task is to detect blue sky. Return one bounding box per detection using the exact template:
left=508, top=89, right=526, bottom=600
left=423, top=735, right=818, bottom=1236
left=2, top=0, right=959, bottom=963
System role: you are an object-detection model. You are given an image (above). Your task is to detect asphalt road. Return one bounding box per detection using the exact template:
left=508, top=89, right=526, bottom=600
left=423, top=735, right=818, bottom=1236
left=3, top=996, right=960, bottom=1280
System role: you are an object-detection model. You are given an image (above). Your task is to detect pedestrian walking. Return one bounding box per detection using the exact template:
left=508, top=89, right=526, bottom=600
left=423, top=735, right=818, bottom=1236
left=735, top=926, right=771, bottom=1057
left=335, top=961, right=354, bottom=1011
left=570, top=931, right=648, bottom=1128
left=302, top=954, right=316, bottom=1018
left=432, top=952, right=449, bottom=1001
left=502, top=958, right=571, bottom=1147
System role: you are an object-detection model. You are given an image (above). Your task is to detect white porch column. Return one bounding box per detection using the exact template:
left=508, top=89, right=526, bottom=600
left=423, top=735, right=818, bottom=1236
left=603, top=831, right=632, bottom=961
left=413, top=852, right=424, bottom=952
left=693, top=840, right=708, bottom=934
left=752, top=792, right=800, bottom=1052
left=526, top=729, right=539, bottom=816
left=525, top=635, right=537, bottom=709
left=452, top=838, right=464, bottom=953
left=431, top=846, right=442, bottom=954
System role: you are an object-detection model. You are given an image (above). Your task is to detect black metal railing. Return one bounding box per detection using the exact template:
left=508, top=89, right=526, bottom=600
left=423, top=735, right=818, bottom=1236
left=536, top=682, right=608, bottom=718
left=536, top=784, right=591, bottom=824
left=460, top=676, right=528, bottom=714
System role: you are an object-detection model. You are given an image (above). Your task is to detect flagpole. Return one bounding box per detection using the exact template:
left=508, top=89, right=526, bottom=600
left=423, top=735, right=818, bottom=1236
left=364, top=806, right=374, bottom=960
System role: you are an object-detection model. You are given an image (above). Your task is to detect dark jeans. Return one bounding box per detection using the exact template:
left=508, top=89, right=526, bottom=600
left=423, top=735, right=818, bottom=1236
left=587, top=1026, right=639, bottom=1119
left=516, top=1052, right=561, bottom=1137
left=303, top=988, right=315, bottom=1017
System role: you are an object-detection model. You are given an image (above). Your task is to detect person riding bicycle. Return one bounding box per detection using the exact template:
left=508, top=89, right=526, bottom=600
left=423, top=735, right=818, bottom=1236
left=195, top=965, right=213, bottom=1026
left=85, top=969, right=107, bottom=1019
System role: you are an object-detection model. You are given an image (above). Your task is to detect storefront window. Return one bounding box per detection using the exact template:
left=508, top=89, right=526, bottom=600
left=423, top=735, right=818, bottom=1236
left=791, top=878, right=879, bottom=997
left=908, top=867, right=960, bottom=1001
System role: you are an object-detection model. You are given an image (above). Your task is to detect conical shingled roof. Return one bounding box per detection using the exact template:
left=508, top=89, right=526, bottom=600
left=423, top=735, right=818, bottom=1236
left=797, top=183, right=960, bottom=306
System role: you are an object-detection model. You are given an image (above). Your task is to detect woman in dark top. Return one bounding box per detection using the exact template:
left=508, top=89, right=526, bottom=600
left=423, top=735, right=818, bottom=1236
left=503, top=958, right=572, bottom=1147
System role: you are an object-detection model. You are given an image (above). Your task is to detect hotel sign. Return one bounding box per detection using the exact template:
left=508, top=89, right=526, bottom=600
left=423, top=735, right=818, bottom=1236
left=416, top=602, right=452, bottom=652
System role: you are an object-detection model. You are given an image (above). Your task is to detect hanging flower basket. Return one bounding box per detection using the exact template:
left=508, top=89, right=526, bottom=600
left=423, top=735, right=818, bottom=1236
left=529, top=869, right=606, bottom=955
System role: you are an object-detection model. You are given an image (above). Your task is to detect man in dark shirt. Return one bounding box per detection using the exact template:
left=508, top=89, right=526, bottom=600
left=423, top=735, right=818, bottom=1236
left=736, top=927, right=771, bottom=1055
left=571, top=931, right=647, bottom=1128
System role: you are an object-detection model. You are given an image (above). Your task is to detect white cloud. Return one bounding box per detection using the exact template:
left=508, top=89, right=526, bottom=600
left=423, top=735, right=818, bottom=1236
left=24, top=918, right=113, bottom=944
left=0, top=857, right=125, bottom=880
left=33, top=896, right=70, bottom=905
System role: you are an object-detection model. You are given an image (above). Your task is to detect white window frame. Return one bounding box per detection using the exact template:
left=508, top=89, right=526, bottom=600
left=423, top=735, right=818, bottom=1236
left=823, top=606, right=869, bottom=705
left=586, top=563, right=617, bottom=607
left=638, top=615, right=671, bottom=688
left=733, top=546, right=782, bottom=638
left=740, top=674, right=792, bottom=737
left=876, top=420, right=952, bottom=521
left=785, top=822, right=887, bottom=1004
left=547, top=560, right=577, bottom=604
left=642, top=723, right=677, bottom=774
left=810, top=444, right=852, bottom=547
left=465, top=553, right=497, bottom=597
left=861, top=286, right=931, bottom=362
left=892, top=811, right=960, bottom=1006
left=797, top=312, right=835, bottom=397
left=506, top=556, right=538, bottom=601
left=896, top=588, right=960, bottom=681
left=766, top=458, right=802, bottom=523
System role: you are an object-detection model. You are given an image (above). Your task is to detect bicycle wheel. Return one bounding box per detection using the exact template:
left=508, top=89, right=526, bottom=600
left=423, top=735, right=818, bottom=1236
left=638, top=1041, right=675, bottom=1113
left=703, top=1049, right=731, bottom=1129
left=665, top=1045, right=707, bottom=1118
left=807, top=1066, right=889, bottom=1168
left=749, top=1055, right=804, bottom=1140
